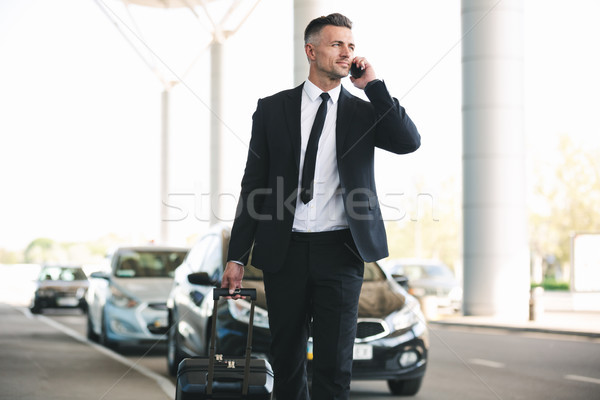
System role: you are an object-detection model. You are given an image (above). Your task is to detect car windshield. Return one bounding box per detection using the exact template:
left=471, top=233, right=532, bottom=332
left=39, top=267, right=87, bottom=281
left=400, top=263, right=454, bottom=280
left=115, top=249, right=187, bottom=278
left=363, top=262, right=387, bottom=282
left=424, top=264, right=454, bottom=279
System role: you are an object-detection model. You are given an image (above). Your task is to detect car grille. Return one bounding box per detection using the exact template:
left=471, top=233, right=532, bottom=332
left=147, top=324, right=169, bottom=335
left=39, top=287, right=80, bottom=296
left=355, top=319, right=387, bottom=341
left=425, top=287, right=451, bottom=296
left=148, top=303, right=168, bottom=311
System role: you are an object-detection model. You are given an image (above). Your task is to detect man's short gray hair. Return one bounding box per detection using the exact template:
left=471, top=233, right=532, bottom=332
left=304, top=13, right=353, bottom=45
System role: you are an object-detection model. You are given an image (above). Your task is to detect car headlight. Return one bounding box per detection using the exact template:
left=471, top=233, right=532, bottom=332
left=227, top=299, right=270, bottom=329
left=391, top=297, right=425, bottom=331
left=109, top=286, right=138, bottom=308
left=408, top=287, right=426, bottom=297
left=449, top=286, right=463, bottom=301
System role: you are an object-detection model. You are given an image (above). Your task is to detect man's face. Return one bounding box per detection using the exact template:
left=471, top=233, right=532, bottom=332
left=309, top=25, right=355, bottom=80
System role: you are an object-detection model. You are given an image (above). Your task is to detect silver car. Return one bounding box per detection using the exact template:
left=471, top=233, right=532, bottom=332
left=30, top=265, right=89, bottom=314
left=383, top=258, right=462, bottom=315
left=86, top=246, right=188, bottom=348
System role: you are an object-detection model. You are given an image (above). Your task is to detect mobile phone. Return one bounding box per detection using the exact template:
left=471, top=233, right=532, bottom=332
left=350, top=62, right=364, bottom=79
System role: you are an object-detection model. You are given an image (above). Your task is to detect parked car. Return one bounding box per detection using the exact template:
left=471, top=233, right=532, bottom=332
left=30, top=265, right=89, bottom=314
left=86, top=245, right=188, bottom=348
left=382, top=258, right=462, bottom=313
left=167, top=225, right=429, bottom=396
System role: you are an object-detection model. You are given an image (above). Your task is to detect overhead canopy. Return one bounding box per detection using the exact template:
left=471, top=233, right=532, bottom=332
left=126, top=0, right=218, bottom=8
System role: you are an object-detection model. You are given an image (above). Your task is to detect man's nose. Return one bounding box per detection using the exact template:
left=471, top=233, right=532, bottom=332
left=340, top=45, right=352, bottom=58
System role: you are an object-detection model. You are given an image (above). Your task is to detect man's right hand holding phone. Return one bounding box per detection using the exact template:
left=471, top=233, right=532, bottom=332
left=349, top=57, right=376, bottom=90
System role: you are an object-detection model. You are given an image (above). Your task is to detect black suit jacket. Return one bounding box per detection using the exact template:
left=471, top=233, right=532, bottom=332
left=227, top=80, right=420, bottom=272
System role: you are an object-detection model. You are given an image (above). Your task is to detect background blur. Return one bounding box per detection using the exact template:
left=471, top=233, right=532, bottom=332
left=1, top=0, right=599, bottom=286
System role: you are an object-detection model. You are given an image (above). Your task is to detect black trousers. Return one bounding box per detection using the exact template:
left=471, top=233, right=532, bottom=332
left=262, top=229, right=364, bottom=400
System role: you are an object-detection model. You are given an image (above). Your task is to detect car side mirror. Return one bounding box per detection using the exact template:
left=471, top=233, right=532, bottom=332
left=89, top=271, right=111, bottom=280
left=187, top=272, right=216, bottom=286
left=392, top=274, right=410, bottom=290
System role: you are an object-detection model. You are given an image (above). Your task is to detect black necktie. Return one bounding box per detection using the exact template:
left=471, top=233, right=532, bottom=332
left=300, top=92, right=330, bottom=204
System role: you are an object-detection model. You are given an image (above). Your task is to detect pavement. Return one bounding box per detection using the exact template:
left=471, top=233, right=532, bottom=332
left=0, top=302, right=173, bottom=400
left=428, top=291, right=600, bottom=338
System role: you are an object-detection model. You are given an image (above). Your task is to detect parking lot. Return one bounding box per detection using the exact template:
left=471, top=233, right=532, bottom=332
left=2, top=263, right=600, bottom=400
left=0, top=303, right=173, bottom=400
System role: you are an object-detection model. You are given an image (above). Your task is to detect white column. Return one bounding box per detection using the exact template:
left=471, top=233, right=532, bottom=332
left=293, top=0, right=332, bottom=85
left=210, top=40, right=224, bottom=226
left=462, top=0, right=529, bottom=318
left=160, top=88, right=170, bottom=244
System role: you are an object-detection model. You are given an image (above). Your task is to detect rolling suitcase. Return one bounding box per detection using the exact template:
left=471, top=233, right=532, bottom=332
left=175, top=288, right=274, bottom=399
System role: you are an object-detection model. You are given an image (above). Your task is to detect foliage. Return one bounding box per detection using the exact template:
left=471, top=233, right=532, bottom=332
left=24, top=238, right=60, bottom=264
left=531, top=279, right=570, bottom=291
left=529, top=134, right=600, bottom=265
left=386, top=176, right=461, bottom=271
left=15, top=234, right=130, bottom=265
left=0, top=248, right=22, bottom=264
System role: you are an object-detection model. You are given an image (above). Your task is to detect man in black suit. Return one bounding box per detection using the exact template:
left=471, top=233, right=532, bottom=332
left=222, top=13, right=420, bottom=400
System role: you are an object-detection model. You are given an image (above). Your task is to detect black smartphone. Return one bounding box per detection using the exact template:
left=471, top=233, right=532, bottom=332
left=350, top=62, right=364, bottom=79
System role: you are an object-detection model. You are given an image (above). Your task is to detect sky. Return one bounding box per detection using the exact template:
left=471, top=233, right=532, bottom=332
left=1, top=0, right=599, bottom=251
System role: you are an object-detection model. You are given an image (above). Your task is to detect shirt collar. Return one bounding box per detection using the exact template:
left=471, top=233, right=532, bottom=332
left=304, top=79, right=341, bottom=104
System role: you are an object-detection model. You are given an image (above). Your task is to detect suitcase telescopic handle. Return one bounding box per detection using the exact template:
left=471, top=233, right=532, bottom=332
left=213, top=287, right=257, bottom=300
left=208, top=287, right=257, bottom=396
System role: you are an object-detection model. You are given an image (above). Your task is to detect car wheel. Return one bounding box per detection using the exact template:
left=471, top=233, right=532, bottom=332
left=167, top=315, right=185, bottom=376
left=387, top=377, right=423, bottom=396
left=30, top=304, right=42, bottom=314
left=100, top=310, right=117, bottom=349
left=86, top=312, right=99, bottom=342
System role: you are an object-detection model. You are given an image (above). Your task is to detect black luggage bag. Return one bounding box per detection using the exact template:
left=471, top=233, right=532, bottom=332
left=175, top=288, right=274, bottom=400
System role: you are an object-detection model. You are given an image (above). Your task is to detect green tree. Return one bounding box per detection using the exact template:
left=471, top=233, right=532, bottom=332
left=0, top=248, right=22, bottom=264
left=23, top=238, right=63, bottom=264
left=529, top=134, right=600, bottom=265
left=386, top=176, right=461, bottom=271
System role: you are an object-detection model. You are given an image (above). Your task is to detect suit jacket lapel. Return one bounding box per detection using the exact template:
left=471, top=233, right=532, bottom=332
left=284, top=83, right=304, bottom=171
left=336, top=86, right=356, bottom=163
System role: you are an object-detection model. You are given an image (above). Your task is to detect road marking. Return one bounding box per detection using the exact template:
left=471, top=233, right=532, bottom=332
left=565, top=374, right=600, bottom=385
left=23, top=307, right=35, bottom=319
left=469, top=358, right=506, bottom=369
left=19, top=308, right=176, bottom=398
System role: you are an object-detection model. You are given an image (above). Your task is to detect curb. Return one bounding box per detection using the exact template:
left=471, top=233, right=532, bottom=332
left=428, top=320, right=600, bottom=339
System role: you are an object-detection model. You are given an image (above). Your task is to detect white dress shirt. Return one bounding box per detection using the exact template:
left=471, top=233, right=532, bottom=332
left=292, top=79, right=349, bottom=232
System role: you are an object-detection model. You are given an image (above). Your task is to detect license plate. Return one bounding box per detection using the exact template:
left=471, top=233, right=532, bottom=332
left=353, top=344, right=373, bottom=360
left=57, top=297, right=79, bottom=307
left=307, top=342, right=373, bottom=361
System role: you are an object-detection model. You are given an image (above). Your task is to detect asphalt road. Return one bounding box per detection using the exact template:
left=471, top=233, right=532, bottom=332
left=2, top=303, right=599, bottom=400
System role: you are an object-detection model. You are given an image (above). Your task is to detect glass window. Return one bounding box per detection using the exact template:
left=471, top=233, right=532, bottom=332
left=363, top=262, right=386, bottom=282
left=115, top=249, right=188, bottom=278
left=39, top=266, right=86, bottom=281
left=424, top=264, right=454, bottom=279
left=199, top=236, right=223, bottom=281
left=186, top=236, right=217, bottom=273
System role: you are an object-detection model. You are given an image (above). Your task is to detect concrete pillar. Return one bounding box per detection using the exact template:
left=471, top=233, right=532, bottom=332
left=293, top=0, right=333, bottom=85
left=462, top=0, right=529, bottom=318
left=210, top=40, right=224, bottom=225
left=160, top=88, right=170, bottom=244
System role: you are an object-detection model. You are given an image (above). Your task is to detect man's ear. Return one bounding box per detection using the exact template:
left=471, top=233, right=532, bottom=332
left=305, top=43, right=316, bottom=61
